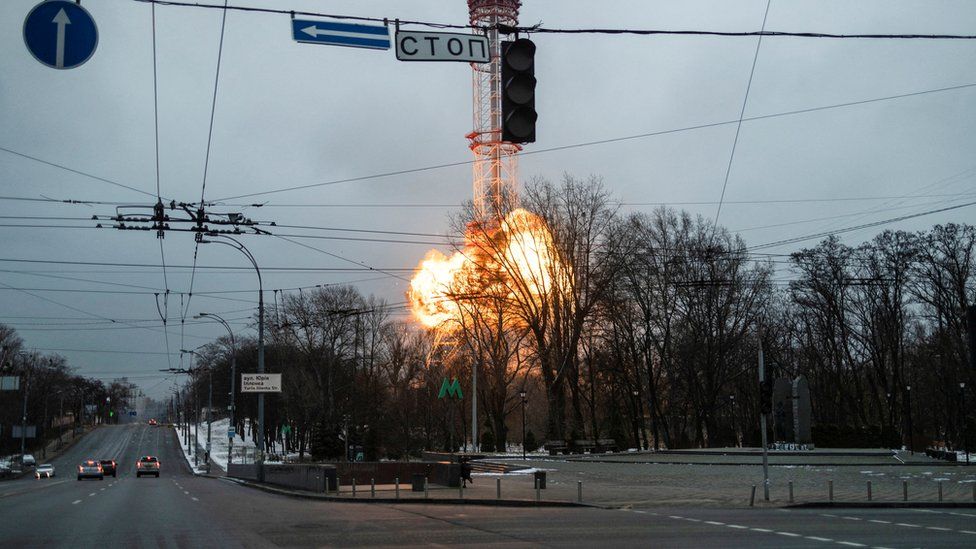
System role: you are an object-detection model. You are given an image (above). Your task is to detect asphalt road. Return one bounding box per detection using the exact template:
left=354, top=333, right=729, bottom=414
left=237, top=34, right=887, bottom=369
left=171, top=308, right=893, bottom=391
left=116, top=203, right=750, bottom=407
left=2, top=424, right=975, bottom=548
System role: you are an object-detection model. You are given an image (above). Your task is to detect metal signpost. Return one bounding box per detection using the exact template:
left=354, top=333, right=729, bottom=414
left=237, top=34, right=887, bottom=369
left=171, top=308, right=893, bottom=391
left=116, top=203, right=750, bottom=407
left=291, top=19, right=390, bottom=50
left=23, top=0, right=98, bottom=70
left=395, top=31, right=489, bottom=63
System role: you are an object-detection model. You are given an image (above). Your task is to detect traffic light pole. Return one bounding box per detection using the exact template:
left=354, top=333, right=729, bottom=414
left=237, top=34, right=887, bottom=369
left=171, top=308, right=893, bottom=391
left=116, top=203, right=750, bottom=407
left=758, top=335, right=769, bottom=502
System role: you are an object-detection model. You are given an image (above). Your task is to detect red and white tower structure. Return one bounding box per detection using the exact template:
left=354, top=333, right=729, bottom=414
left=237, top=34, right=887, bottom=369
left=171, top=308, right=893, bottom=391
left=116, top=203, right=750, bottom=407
left=467, top=0, right=521, bottom=224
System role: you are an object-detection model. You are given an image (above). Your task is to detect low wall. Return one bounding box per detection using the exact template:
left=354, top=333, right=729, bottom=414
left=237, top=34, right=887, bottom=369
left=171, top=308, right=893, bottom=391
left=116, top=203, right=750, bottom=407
left=334, top=461, right=460, bottom=487
left=228, top=463, right=336, bottom=492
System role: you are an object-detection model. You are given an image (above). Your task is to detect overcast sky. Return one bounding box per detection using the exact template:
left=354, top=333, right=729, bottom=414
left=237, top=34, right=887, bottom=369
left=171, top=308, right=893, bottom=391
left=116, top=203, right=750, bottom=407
left=2, top=0, right=975, bottom=399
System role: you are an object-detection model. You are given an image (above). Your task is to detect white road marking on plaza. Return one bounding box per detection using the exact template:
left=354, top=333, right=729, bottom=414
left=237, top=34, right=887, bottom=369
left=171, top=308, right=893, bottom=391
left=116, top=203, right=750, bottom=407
left=895, top=523, right=921, bottom=528
left=184, top=491, right=190, bottom=495
left=72, top=499, right=81, bottom=504
left=704, top=521, right=724, bottom=526
left=841, top=516, right=862, bottom=521
left=961, top=530, right=976, bottom=534
left=100, top=488, right=105, bottom=491
left=926, top=526, right=951, bottom=531
left=776, top=532, right=801, bottom=537
left=726, top=525, right=748, bottom=529
left=751, top=528, right=773, bottom=533
left=683, top=518, right=701, bottom=522
left=806, top=536, right=833, bottom=542
left=836, top=542, right=866, bottom=547
left=88, top=492, right=96, bottom=497
left=192, top=497, right=199, bottom=501
left=868, top=520, right=891, bottom=524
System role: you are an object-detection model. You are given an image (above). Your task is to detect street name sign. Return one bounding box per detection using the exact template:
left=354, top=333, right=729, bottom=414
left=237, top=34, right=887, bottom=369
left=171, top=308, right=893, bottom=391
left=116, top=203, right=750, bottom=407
left=395, top=31, right=489, bottom=63
left=23, top=0, right=98, bottom=70
left=292, top=19, right=390, bottom=50
left=241, top=373, right=282, bottom=393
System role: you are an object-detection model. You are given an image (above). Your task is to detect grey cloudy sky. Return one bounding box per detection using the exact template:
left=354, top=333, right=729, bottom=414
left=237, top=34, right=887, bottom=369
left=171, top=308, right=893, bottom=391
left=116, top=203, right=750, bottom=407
left=2, top=0, right=975, bottom=399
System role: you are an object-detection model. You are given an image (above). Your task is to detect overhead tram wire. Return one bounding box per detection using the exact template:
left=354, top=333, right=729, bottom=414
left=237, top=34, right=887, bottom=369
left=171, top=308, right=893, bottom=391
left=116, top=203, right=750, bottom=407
left=183, top=0, right=229, bottom=355
left=151, top=2, right=174, bottom=372
left=211, top=82, right=976, bottom=202
left=130, top=1, right=976, bottom=39
left=273, top=235, right=412, bottom=283
left=0, top=146, right=160, bottom=200
left=713, top=0, right=770, bottom=233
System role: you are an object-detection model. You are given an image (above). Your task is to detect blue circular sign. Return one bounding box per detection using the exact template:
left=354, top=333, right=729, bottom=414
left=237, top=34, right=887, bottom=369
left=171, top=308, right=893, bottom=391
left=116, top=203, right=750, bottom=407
left=23, top=0, right=98, bottom=70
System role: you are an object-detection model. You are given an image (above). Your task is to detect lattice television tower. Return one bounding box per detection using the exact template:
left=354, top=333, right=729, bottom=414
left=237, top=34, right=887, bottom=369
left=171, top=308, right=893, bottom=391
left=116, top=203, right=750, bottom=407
left=467, top=0, right=522, bottom=224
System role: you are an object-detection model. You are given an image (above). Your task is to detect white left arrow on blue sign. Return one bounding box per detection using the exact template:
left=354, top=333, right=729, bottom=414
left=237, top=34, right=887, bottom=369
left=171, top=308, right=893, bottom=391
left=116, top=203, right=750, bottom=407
left=291, top=19, right=390, bottom=50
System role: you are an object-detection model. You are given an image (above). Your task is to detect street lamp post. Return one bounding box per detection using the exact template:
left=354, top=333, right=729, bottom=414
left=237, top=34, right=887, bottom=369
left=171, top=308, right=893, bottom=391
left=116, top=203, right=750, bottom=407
left=181, top=348, right=212, bottom=474
left=729, top=394, right=737, bottom=448
left=196, top=312, right=236, bottom=466
left=519, top=389, right=527, bottom=460
left=906, top=384, right=914, bottom=454
left=961, top=382, right=969, bottom=465
left=16, top=351, right=31, bottom=461
left=199, top=233, right=265, bottom=480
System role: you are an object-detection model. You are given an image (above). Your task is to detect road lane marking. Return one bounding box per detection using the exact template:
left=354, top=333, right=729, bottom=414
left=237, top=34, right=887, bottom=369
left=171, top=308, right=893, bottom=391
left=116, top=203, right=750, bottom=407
left=192, top=497, right=199, bottom=501
left=99, top=488, right=105, bottom=491
left=836, top=543, right=866, bottom=547
left=961, top=530, right=976, bottom=534
left=926, top=526, right=951, bottom=531
left=895, top=523, right=920, bottom=528
left=806, top=536, right=832, bottom=542
left=751, top=528, right=773, bottom=533
left=868, top=520, right=890, bottom=524
left=88, top=492, right=96, bottom=497
left=704, top=521, right=724, bottom=526
left=726, top=525, right=748, bottom=529
left=184, top=491, right=189, bottom=495
left=72, top=499, right=82, bottom=505
left=841, top=516, right=862, bottom=521
left=776, top=532, right=801, bottom=537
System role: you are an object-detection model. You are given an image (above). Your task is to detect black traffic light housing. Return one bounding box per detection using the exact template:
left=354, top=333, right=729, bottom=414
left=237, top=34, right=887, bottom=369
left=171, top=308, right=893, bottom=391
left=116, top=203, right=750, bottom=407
left=501, top=39, right=537, bottom=144
left=759, top=380, right=773, bottom=415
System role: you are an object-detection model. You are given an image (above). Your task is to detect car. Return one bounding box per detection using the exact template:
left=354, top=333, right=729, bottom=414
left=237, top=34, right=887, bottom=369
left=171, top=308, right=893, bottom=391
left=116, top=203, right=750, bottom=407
left=35, top=464, right=55, bottom=479
left=148, top=418, right=157, bottom=426
left=136, top=456, right=160, bottom=478
left=21, top=454, right=36, bottom=468
left=77, top=460, right=103, bottom=480
left=99, top=459, right=117, bottom=477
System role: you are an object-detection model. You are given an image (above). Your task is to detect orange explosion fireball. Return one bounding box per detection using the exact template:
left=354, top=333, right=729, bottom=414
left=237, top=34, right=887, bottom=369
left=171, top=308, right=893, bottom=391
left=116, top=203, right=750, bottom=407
left=409, top=208, right=567, bottom=330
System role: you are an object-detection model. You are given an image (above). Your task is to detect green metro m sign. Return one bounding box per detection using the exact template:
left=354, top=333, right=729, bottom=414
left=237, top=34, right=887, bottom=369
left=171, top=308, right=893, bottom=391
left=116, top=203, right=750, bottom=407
left=438, top=377, right=463, bottom=400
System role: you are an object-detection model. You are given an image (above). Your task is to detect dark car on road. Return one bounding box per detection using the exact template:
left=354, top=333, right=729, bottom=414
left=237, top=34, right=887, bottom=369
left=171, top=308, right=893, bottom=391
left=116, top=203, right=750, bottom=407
left=77, top=460, right=103, bottom=481
left=99, top=459, right=117, bottom=477
left=136, top=456, right=160, bottom=478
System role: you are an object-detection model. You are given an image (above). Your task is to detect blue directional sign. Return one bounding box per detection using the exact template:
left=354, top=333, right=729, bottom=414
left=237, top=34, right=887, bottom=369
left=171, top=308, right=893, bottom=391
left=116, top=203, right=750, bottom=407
left=291, top=19, right=390, bottom=50
left=23, top=0, right=98, bottom=70
left=129, top=410, right=137, bottom=417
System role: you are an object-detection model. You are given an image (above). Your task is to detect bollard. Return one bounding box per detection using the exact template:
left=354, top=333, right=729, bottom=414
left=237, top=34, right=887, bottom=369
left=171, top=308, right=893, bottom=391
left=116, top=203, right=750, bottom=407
left=425, top=477, right=429, bottom=499
left=578, top=480, right=583, bottom=503
left=371, top=477, right=375, bottom=498
left=496, top=478, right=501, bottom=500
left=788, top=481, right=794, bottom=504
left=535, top=478, right=541, bottom=503
left=828, top=480, right=833, bottom=502
left=352, top=478, right=357, bottom=498
left=459, top=481, right=464, bottom=500
left=973, top=483, right=975, bottom=503
left=336, top=477, right=341, bottom=496
left=867, top=481, right=872, bottom=501
left=939, top=481, right=943, bottom=502
left=395, top=477, right=400, bottom=500
left=750, top=485, right=756, bottom=507
left=903, top=480, right=908, bottom=502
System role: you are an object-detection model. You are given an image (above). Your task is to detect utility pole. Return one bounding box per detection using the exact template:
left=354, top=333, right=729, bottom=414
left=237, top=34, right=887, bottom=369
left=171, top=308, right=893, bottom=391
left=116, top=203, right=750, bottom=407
left=197, top=312, right=236, bottom=466
left=758, top=334, right=770, bottom=502
left=19, top=353, right=31, bottom=460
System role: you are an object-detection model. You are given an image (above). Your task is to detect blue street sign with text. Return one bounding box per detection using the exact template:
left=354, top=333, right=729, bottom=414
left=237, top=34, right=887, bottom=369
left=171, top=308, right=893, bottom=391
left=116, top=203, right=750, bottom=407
left=291, top=19, right=390, bottom=50
left=23, top=0, right=98, bottom=70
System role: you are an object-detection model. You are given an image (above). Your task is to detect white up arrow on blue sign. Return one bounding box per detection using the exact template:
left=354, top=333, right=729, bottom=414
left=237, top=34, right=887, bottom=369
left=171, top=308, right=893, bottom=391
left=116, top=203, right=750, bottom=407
left=23, top=0, right=98, bottom=70
left=291, top=19, right=390, bottom=50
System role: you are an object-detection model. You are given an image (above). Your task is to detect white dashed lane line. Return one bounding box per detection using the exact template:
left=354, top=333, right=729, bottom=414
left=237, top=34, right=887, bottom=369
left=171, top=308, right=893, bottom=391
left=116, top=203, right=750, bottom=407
left=192, top=497, right=199, bottom=502
left=640, top=511, right=911, bottom=548
left=72, top=499, right=81, bottom=505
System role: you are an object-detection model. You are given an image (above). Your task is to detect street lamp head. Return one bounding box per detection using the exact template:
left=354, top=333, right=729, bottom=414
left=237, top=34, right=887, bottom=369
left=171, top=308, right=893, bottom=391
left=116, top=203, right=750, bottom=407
left=906, top=385, right=911, bottom=391
left=519, top=389, right=527, bottom=399
left=961, top=382, right=967, bottom=389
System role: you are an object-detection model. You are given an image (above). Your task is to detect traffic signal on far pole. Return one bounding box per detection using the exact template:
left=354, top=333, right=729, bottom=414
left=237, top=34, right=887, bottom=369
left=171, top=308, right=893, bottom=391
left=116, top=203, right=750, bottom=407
left=501, top=38, right=537, bottom=144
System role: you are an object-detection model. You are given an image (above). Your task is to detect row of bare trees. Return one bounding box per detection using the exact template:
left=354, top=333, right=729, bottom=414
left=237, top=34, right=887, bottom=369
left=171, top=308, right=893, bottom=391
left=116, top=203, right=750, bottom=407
left=182, top=176, right=974, bottom=458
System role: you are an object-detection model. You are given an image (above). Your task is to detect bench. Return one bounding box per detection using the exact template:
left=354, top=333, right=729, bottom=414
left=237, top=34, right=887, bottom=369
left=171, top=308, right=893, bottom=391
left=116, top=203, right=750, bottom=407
left=596, top=438, right=618, bottom=453
left=544, top=440, right=568, bottom=455
left=572, top=439, right=597, bottom=453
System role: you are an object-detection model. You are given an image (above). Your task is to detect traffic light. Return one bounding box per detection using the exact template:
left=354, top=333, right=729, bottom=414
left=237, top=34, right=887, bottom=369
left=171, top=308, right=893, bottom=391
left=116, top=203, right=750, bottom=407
left=759, top=380, right=772, bottom=415
left=501, top=38, right=537, bottom=144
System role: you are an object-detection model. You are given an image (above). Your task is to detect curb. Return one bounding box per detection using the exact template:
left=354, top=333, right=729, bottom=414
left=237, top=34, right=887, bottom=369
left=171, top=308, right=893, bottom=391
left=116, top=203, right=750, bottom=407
left=219, top=476, right=591, bottom=508
left=787, top=501, right=976, bottom=509
left=560, top=458, right=969, bottom=467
